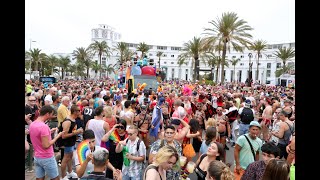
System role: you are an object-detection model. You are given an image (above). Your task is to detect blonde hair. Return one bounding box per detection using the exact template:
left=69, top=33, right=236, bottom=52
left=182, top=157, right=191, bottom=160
left=104, top=106, right=113, bottom=118
left=153, top=145, right=179, bottom=166
left=206, top=118, right=217, bottom=128
left=207, top=160, right=233, bottom=180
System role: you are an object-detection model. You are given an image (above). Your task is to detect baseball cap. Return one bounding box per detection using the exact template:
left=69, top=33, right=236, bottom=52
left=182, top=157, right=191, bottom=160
left=249, top=121, right=261, bottom=129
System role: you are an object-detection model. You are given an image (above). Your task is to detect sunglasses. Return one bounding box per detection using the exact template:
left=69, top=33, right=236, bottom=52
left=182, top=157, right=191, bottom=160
left=117, top=126, right=125, bottom=130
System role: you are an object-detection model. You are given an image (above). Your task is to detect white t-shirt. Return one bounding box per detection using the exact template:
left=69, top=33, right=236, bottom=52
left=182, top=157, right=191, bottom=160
left=44, top=94, right=53, bottom=105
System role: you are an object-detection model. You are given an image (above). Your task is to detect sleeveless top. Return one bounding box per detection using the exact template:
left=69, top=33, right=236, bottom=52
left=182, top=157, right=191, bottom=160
left=143, top=164, right=163, bottom=180
left=62, top=118, right=77, bottom=147
left=278, top=121, right=294, bottom=145
left=87, top=119, right=105, bottom=146
left=195, top=154, right=208, bottom=180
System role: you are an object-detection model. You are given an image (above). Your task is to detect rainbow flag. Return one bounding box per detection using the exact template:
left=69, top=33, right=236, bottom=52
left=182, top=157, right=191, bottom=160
left=77, top=140, right=90, bottom=165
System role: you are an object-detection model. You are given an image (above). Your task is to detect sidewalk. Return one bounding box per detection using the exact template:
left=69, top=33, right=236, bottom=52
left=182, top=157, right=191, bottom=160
left=25, top=170, right=36, bottom=180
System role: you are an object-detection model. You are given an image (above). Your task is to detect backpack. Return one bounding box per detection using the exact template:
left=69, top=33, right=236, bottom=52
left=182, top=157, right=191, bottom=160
left=126, top=138, right=142, bottom=152
left=240, top=107, right=254, bottom=124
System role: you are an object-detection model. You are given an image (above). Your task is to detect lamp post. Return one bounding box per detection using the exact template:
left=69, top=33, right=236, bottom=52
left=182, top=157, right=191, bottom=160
left=248, top=53, right=253, bottom=84
left=29, top=39, right=36, bottom=79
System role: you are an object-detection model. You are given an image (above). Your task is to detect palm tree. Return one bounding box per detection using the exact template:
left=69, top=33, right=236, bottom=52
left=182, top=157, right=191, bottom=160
left=114, top=42, right=128, bottom=63
left=91, top=61, right=101, bottom=79
left=137, top=42, right=150, bottom=59
left=73, top=47, right=92, bottom=78
left=156, top=51, right=164, bottom=69
left=89, top=40, right=111, bottom=79
left=274, top=46, right=295, bottom=77
left=123, top=48, right=135, bottom=62
left=250, top=40, right=268, bottom=81
left=204, top=12, right=253, bottom=84
left=45, top=54, right=59, bottom=76
left=230, top=58, right=241, bottom=82
left=178, top=37, right=207, bottom=81
left=59, top=55, right=71, bottom=79
left=25, top=48, right=47, bottom=75
left=104, top=64, right=115, bottom=78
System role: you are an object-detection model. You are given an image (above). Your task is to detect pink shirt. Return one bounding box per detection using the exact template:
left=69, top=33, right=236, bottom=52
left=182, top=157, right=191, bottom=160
left=29, top=120, right=54, bottom=158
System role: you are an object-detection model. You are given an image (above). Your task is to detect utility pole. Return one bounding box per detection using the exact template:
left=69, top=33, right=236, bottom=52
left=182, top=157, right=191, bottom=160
left=29, top=39, right=36, bottom=79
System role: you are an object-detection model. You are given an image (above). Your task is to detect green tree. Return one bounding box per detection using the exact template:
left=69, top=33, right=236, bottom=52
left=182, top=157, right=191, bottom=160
left=114, top=42, right=128, bottom=63
left=204, top=12, right=253, bottom=83
left=178, top=37, right=207, bottom=81
left=230, top=58, right=241, bottom=82
left=137, top=42, right=150, bottom=59
left=45, top=54, right=59, bottom=76
left=156, top=51, right=164, bottom=69
left=250, top=40, right=268, bottom=80
left=89, top=40, right=111, bottom=79
left=274, top=46, right=295, bottom=77
left=25, top=48, right=47, bottom=75
left=59, top=55, right=71, bottom=79
left=73, top=47, right=92, bottom=78
left=91, top=61, right=101, bottom=79
left=104, top=64, right=115, bottom=78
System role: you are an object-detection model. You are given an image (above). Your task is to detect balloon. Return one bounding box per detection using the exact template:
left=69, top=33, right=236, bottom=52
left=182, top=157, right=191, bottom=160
left=131, top=65, right=141, bottom=75
left=141, top=66, right=156, bottom=76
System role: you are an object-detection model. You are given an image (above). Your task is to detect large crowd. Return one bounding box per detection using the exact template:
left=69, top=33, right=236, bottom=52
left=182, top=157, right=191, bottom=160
left=25, top=78, right=295, bottom=180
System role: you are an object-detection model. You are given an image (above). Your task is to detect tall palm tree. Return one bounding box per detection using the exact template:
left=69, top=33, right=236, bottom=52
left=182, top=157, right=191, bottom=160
left=137, top=42, right=150, bottom=59
left=91, top=61, right=101, bottom=79
left=204, top=12, right=253, bottom=83
left=104, top=64, right=115, bottom=78
left=230, top=58, right=241, bottom=82
left=59, top=55, right=71, bottom=79
left=25, top=48, right=47, bottom=74
left=274, top=46, right=295, bottom=77
left=156, top=51, right=164, bottom=69
left=178, top=37, right=207, bottom=81
left=250, top=40, right=268, bottom=81
left=114, top=42, right=128, bottom=63
left=123, top=48, right=135, bottom=62
left=73, top=47, right=92, bottom=78
left=45, top=54, right=59, bottom=76
left=89, top=40, right=111, bottom=79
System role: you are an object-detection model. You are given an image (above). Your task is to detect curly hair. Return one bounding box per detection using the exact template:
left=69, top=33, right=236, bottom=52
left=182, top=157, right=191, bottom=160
left=207, top=160, right=233, bottom=180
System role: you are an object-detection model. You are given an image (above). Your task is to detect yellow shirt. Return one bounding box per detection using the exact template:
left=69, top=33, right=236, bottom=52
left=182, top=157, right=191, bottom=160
left=57, top=104, right=70, bottom=126
left=26, top=84, right=33, bottom=93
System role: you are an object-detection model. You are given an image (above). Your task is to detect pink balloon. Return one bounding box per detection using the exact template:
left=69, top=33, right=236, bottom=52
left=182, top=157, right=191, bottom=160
left=141, top=66, right=156, bottom=76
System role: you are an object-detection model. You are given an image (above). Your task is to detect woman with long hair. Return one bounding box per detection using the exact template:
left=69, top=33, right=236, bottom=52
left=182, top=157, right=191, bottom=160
left=194, top=142, right=225, bottom=180
left=262, top=159, right=290, bottom=180
left=199, top=126, right=218, bottom=156
left=206, top=160, right=234, bottom=180
left=103, top=106, right=117, bottom=129
left=144, top=145, right=179, bottom=180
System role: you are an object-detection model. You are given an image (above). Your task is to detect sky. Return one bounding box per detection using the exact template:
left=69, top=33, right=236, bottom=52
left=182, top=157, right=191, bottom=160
left=25, top=0, right=295, bottom=54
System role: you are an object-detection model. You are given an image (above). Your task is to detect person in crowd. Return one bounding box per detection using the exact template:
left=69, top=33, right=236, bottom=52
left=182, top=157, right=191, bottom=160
left=206, top=160, right=234, bottom=180
left=144, top=145, right=179, bottom=180
left=261, top=159, right=290, bottom=180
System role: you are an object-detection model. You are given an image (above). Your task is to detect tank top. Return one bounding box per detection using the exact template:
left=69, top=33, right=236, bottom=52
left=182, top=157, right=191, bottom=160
left=61, top=118, right=77, bottom=147
left=87, top=119, right=105, bottom=146
left=278, top=121, right=294, bottom=145
left=195, top=154, right=207, bottom=180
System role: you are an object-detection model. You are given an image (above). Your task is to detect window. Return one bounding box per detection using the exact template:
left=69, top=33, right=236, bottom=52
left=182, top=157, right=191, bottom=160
left=171, top=55, right=174, bottom=57
left=232, top=56, right=236, bottom=58
left=171, top=68, right=175, bottom=79
left=164, top=61, right=167, bottom=64
left=266, top=80, right=271, bottom=84
left=240, top=55, right=244, bottom=58
left=171, top=47, right=175, bottom=50
left=267, top=70, right=271, bottom=77
left=102, top=57, right=106, bottom=60
left=276, top=63, right=281, bottom=68
left=238, top=70, right=242, bottom=82
left=240, top=63, right=244, bottom=66
left=267, top=54, right=272, bottom=58
left=157, top=46, right=167, bottom=50
left=267, top=63, right=271, bottom=68
left=185, top=69, right=188, bottom=80
left=149, top=53, right=153, bottom=56
left=278, top=44, right=283, bottom=49
left=163, top=54, right=167, bottom=57
left=231, top=70, right=234, bottom=82
left=258, top=63, right=261, bottom=65
left=171, top=62, right=174, bottom=64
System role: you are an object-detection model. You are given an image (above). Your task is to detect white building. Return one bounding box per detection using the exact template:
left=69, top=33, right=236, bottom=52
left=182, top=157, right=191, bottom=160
left=90, top=24, right=296, bottom=85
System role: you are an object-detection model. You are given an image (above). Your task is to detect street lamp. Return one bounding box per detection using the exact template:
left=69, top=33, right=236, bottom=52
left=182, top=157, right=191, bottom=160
left=29, top=39, right=36, bottom=79
left=248, top=53, right=253, bottom=84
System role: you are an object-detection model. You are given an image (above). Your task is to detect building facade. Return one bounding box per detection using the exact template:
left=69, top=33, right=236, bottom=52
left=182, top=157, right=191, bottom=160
left=89, top=24, right=295, bottom=85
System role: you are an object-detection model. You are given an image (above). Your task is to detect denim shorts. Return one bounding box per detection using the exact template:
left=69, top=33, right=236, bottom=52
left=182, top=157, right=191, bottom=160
left=64, top=145, right=75, bottom=154
left=34, top=156, right=59, bottom=179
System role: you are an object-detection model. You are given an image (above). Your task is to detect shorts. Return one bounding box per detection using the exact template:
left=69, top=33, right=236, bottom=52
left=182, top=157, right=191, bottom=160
left=34, top=156, right=59, bottom=179
left=64, top=145, right=75, bottom=154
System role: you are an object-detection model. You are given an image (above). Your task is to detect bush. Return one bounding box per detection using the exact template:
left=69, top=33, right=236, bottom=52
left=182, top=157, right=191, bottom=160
left=205, top=80, right=215, bottom=86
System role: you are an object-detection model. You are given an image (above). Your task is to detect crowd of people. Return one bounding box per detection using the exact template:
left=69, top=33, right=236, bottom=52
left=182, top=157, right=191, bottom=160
left=25, top=78, right=295, bottom=180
